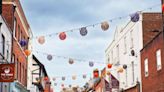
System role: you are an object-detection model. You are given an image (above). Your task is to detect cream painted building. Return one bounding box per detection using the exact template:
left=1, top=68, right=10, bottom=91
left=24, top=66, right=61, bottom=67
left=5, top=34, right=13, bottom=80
left=105, top=12, right=162, bottom=91
left=105, top=13, right=143, bottom=90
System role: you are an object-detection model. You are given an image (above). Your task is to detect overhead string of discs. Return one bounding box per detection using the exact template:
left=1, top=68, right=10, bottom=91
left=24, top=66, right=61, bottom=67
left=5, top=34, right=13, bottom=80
left=33, top=50, right=138, bottom=67
left=34, top=3, right=160, bottom=45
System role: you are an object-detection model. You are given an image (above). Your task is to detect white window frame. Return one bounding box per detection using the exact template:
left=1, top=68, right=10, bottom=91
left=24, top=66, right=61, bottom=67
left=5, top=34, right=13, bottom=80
left=116, top=45, right=119, bottom=62
left=130, top=30, right=134, bottom=48
left=13, top=18, right=17, bottom=38
left=124, top=36, right=127, bottom=54
left=108, top=55, right=110, bottom=63
left=156, top=49, right=162, bottom=70
left=144, top=58, right=149, bottom=77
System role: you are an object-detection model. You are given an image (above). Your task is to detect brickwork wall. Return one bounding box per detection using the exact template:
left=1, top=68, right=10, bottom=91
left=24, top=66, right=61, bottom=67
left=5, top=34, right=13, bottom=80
left=141, top=32, right=164, bottom=92
left=142, top=13, right=162, bottom=47
left=2, top=0, right=30, bottom=87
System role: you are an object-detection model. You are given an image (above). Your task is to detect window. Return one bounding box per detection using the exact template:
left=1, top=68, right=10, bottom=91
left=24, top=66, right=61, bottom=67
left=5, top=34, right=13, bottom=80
left=131, top=61, right=135, bottom=84
left=144, top=58, right=149, bottom=77
left=12, top=54, right=15, bottom=63
left=13, top=18, right=17, bottom=38
left=20, top=63, right=21, bottom=82
left=2, top=34, right=5, bottom=56
left=4, top=85, right=7, bottom=92
left=107, top=55, right=110, bottom=63
left=17, top=25, right=20, bottom=40
left=125, top=68, right=128, bottom=87
left=6, top=50, right=9, bottom=61
left=124, top=36, right=127, bottom=54
left=111, top=50, right=113, bottom=62
left=16, top=59, right=19, bottom=79
left=116, top=45, right=119, bottom=62
left=19, top=30, right=22, bottom=42
left=130, top=30, right=134, bottom=48
left=156, top=49, right=162, bottom=70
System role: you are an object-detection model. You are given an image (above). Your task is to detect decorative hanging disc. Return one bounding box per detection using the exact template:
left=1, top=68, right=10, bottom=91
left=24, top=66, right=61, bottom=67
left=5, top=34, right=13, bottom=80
left=93, top=72, right=99, bottom=78
left=69, top=58, right=74, bottom=64
left=44, top=77, right=49, bottom=81
left=130, top=12, right=139, bottom=22
left=106, top=71, right=111, bottom=76
left=101, top=21, right=109, bottom=31
left=20, top=39, right=27, bottom=47
left=38, top=36, right=45, bottom=44
left=18, top=56, right=23, bottom=62
left=123, top=64, right=127, bottom=69
left=89, top=61, right=94, bottom=67
left=47, top=54, right=53, bottom=61
left=83, top=75, right=87, bottom=79
left=162, top=4, right=164, bottom=12
left=52, top=78, right=56, bottom=81
left=59, top=32, right=67, bottom=40
left=62, top=77, right=65, bottom=81
left=24, top=50, right=31, bottom=56
left=61, top=84, right=64, bottom=87
left=117, top=67, right=124, bottom=73
left=80, top=27, right=88, bottom=36
left=72, top=75, right=76, bottom=80
left=54, top=83, right=57, bottom=86
left=107, top=64, right=112, bottom=69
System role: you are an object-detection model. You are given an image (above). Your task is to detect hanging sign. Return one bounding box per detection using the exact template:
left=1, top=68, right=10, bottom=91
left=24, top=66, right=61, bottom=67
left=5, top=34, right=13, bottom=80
left=0, top=64, right=15, bottom=82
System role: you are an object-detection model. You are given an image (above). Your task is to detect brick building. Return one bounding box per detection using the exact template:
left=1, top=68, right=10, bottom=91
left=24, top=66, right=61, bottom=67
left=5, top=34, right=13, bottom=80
left=141, top=31, right=164, bottom=92
left=2, top=0, right=32, bottom=91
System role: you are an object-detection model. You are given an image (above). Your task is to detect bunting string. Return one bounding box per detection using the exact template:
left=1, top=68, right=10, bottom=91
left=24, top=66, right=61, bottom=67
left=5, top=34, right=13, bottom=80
left=33, top=50, right=138, bottom=66
left=32, top=3, right=160, bottom=40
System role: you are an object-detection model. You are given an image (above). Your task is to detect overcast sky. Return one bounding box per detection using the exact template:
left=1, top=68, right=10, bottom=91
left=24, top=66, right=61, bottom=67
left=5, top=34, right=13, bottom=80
left=20, top=0, right=160, bottom=91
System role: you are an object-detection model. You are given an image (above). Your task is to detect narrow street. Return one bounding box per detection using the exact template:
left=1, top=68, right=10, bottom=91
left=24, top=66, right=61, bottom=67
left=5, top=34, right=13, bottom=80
left=0, top=0, right=164, bottom=92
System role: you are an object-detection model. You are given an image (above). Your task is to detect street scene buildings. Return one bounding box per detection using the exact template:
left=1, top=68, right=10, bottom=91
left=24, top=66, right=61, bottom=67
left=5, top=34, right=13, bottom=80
left=0, top=0, right=164, bottom=92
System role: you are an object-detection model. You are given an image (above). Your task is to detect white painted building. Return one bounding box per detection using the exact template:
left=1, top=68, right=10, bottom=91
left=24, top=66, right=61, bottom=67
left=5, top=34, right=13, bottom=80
left=105, top=12, right=162, bottom=91
left=105, top=13, right=143, bottom=90
left=0, top=15, right=12, bottom=92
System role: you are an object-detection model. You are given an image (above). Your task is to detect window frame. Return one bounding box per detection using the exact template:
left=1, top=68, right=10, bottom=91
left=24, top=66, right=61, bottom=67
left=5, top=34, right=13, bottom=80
left=156, top=49, right=162, bottom=71
left=144, top=58, right=149, bottom=77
